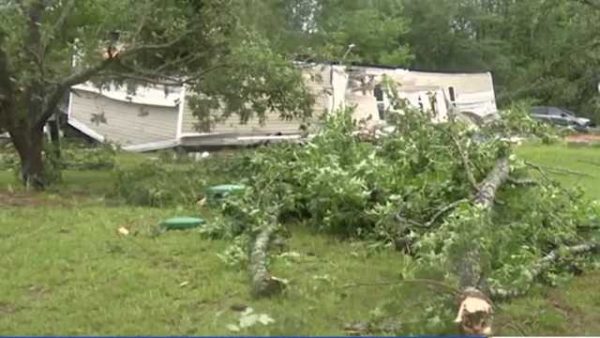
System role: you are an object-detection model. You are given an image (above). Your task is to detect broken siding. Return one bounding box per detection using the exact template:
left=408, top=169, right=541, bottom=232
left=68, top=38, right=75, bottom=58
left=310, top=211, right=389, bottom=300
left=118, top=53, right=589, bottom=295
left=180, top=65, right=333, bottom=135
left=348, top=67, right=494, bottom=96
left=346, top=86, right=449, bottom=124
left=70, top=90, right=178, bottom=145
left=453, top=90, right=497, bottom=116
left=396, top=88, right=449, bottom=123
left=346, top=89, right=379, bottom=123
left=391, top=70, right=497, bottom=115
left=391, top=71, right=493, bottom=94
left=344, top=66, right=387, bottom=123
left=345, top=67, right=496, bottom=120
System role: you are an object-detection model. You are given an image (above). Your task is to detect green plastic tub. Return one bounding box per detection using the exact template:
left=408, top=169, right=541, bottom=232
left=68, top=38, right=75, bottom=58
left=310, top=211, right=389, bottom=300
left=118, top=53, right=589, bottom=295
left=160, top=216, right=205, bottom=230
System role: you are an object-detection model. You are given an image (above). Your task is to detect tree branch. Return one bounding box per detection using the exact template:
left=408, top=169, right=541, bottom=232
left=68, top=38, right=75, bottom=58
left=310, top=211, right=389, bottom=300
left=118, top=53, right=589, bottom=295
left=119, top=31, right=192, bottom=58
left=450, top=134, right=479, bottom=191
left=425, top=198, right=470, bottom=227
left=42, top=0, right=75, bottom=55
left=490, top=242, right=600, bottom=299
left=100, top=72, right=184, bottom=87
left=24, top=0, right=46, bottom=125
left=37, top=31, right=193, bottom=128
left=525, top=161, right=593, bottom=178
left=36, top=57, right=114, bottom=129
left=113, top=62, right=186, bottom=85
left=507, top=177, right=537, bottom=186
left=130, top=3, right=150, bottom=46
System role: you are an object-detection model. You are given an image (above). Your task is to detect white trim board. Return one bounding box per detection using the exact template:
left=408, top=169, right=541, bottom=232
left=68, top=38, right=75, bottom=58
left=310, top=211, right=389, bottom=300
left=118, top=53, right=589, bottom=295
left=175, top=84, right=187, bottom=140
left=236, top=135, right=303, bottom=141
left=121, top=139, right=180, bottom=152
left=72, top=83, right=180, bottom=108
left=67, top=118, right=106, bottom=142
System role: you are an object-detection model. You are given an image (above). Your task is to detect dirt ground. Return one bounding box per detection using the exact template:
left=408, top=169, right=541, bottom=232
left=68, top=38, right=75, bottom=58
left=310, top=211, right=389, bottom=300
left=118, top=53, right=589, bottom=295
left=565, top=133, right=600, bottom=144
left=0, top=191, right=73, bottom=207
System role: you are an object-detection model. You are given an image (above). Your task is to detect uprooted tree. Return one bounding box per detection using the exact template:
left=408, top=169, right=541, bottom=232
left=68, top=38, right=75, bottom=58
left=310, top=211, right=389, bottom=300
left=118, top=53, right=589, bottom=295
left=0, top=0, right=313, bottom=189
left=206, top=88, right=599, bottom=334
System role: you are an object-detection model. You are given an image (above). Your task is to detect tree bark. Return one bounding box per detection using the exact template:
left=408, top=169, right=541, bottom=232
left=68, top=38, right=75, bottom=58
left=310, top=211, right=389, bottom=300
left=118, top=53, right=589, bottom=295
left=474, top=157, right=510, bottom=208
left=249, top=225, right=286, bottom=297
left=453, top=156, right=510, bottom=336
left=458, top=157, right=510, bottom=289
left=48, top=118, right=61, bottom=159
left=9, top=125, right=45, bottom=190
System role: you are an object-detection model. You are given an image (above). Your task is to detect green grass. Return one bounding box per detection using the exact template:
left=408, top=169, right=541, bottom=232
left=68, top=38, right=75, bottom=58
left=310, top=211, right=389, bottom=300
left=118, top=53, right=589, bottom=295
left=1, top=143, right=599, bottom=335
left=516, top=143, right=600, bottom=199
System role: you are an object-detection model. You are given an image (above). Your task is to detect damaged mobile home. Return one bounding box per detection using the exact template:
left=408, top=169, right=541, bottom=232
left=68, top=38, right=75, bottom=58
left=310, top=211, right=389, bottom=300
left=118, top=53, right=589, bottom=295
left=65, top=63, right=498, bottom=151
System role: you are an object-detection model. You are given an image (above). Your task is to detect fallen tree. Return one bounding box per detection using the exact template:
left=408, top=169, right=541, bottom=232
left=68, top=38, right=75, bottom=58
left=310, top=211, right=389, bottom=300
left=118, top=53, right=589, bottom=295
left=208, top=103, right=600, bottom=335
left=451, top=156, right=510, bottom=335
left=249, top=224, right=288, bottom=297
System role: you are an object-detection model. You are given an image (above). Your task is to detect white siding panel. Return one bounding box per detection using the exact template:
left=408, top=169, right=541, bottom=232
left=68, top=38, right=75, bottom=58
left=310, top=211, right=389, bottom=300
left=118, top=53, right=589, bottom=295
left=69, top=90, right=178, bottom=146
left=181, top=65, right=332, bottom=135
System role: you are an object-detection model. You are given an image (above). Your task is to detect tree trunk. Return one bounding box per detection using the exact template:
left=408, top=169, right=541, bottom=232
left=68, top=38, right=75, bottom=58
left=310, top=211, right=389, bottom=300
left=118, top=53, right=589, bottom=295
left=249, top=224, right=287, bottom=297
left=456, top=157, right=510, bottom=289
left=48, top=118, right=61, bottom=159
left=250, top=226, right=275, bottom=296
left=454, top=156, right=510, bottom=336
left=474, top=157, right=510, bottom=208
left=10, top=125, right=45, bottom=190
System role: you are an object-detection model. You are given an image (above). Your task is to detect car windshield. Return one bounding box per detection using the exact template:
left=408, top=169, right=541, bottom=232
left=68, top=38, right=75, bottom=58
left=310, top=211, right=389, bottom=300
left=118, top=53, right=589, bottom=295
left=531, top=107, right=547, bottom=114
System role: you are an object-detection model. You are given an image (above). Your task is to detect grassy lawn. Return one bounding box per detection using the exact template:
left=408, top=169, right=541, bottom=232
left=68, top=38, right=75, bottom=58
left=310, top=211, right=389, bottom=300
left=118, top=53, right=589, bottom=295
left=1, top=144, right=599, bottom=335
left=516, top=143, right=600, bottom=199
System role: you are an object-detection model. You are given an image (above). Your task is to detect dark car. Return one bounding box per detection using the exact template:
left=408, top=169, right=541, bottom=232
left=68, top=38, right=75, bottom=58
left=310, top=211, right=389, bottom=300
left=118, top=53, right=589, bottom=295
left=530, top=106, right=593, bottom=131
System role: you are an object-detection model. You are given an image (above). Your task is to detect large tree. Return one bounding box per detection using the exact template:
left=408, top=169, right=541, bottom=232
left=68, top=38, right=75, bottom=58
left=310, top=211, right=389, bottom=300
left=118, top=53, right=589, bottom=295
left=240, top=0, right=413, bottom=66
left=0, top=0, right=312, bottom=189
left=402, top=0, right=600, bottom=122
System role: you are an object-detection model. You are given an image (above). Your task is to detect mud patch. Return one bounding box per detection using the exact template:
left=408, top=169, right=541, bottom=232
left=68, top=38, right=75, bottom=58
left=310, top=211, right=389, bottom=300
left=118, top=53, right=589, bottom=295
left=0, top=191, right=70, bottom=207
left=0, top=302, right=21, bottom=315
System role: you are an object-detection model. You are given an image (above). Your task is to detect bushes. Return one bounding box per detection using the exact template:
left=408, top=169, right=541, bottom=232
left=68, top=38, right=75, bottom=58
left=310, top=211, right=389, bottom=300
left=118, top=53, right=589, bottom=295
left=59, top=142, right=116, bottom=170
left=113, top=161, right=207, bottom=207
left=215, top=108, right=505, bottom=238
left=112, top=151, right=250, bottom=207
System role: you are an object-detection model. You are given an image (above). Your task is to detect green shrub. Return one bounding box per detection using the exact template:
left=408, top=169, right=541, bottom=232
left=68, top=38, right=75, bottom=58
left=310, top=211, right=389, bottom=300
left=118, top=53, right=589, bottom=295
left=112, top=161, right=207, bottom=207
left=112, top=151, right=250, bottom=207
left=214, top=108, right=504, bottom=239
left=60, top=143, right=116, bottom=170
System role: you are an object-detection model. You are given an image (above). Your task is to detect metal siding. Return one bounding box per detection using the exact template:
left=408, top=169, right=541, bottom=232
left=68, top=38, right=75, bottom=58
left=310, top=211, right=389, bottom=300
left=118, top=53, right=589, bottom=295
left=181, top=65, right=332, bottom=135
left=70, top=90, right=178, bottom=146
